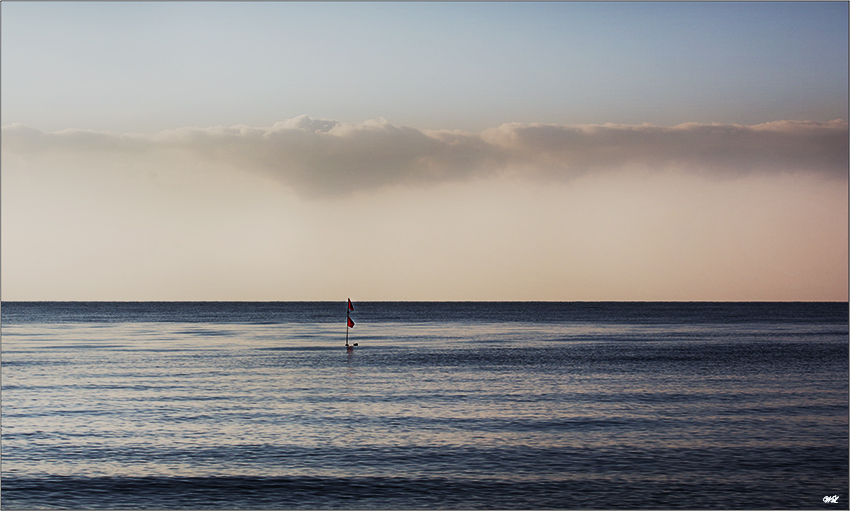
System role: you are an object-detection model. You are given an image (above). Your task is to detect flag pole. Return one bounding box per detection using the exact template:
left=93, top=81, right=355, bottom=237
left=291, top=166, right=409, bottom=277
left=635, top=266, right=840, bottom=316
left=346, top=298, right=351, bottom=348
left=346, top=298, right=355, bottom=349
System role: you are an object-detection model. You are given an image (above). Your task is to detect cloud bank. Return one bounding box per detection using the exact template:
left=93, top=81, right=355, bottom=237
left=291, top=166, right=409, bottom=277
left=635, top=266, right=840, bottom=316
left=4, top=116, right=847, bottom=196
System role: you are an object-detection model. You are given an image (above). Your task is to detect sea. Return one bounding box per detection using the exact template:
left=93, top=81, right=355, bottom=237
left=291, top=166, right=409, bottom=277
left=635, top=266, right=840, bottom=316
left=1, top=301, right=847, bottom=510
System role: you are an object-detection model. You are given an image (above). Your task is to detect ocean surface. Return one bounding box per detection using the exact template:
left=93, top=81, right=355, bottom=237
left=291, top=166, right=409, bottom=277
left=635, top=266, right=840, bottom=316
left=1, top=301, right=847, bottom=509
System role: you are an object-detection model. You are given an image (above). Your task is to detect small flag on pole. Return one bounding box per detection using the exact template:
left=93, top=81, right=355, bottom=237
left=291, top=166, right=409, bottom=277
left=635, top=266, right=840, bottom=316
left=345, top=298, right=356, bottom=348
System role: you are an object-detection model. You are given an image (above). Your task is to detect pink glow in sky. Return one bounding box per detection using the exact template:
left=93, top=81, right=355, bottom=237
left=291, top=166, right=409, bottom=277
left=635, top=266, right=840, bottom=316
left=2, top=2, right=847, bottom=301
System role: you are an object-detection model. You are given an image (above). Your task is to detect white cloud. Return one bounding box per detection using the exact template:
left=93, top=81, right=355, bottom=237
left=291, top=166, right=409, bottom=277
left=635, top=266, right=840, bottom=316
left=480, top=119, right=849, bottom=178
left=3, top=116, right=847, bottom=197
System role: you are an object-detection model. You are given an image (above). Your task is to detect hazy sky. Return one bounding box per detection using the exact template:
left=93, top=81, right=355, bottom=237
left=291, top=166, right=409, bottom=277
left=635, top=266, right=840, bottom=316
left=2, top=1, right=848, bottom=301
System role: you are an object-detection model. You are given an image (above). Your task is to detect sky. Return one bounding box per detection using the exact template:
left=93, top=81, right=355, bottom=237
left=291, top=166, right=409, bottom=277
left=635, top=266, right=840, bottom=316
left=1, top=1, right=848, bottom=301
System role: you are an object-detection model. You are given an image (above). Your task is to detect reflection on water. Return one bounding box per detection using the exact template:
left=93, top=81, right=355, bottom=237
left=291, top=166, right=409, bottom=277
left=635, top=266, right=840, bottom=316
left=2, top=312, right=847, bottom=508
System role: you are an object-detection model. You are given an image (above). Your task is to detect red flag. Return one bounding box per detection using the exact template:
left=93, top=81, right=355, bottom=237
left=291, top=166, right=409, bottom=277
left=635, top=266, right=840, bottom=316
left=348, top=299, right=354, bottom=311
left=347, top=316, right=355, bottom=328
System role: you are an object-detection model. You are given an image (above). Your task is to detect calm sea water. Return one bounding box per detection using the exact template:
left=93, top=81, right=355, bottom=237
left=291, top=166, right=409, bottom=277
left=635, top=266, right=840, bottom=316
left=2, top=302, right=847, bottom=509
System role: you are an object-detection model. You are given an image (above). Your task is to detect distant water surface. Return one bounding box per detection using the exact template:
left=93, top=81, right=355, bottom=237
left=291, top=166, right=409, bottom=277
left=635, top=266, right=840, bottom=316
left=2, top=302, right=847, bottom=509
